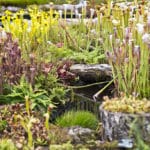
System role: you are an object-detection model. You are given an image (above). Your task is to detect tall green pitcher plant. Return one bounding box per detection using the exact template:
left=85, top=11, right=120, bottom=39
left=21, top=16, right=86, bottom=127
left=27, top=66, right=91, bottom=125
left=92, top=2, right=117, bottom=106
left=105, top=1, right=150, bottom=98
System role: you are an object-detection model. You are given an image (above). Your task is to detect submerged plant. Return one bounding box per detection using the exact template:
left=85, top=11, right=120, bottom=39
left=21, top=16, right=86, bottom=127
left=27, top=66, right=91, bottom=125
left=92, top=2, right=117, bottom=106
left=56, top=110, right=99, bottom=130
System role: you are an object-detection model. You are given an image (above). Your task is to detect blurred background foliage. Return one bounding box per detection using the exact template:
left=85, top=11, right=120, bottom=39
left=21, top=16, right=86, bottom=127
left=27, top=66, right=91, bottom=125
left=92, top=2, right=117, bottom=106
left=0, top=0, right=136, bottom=6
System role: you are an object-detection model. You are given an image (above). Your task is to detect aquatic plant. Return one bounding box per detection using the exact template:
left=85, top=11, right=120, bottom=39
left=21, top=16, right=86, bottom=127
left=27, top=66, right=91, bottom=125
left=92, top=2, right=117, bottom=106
left=56, top=110, right=99, bottom=129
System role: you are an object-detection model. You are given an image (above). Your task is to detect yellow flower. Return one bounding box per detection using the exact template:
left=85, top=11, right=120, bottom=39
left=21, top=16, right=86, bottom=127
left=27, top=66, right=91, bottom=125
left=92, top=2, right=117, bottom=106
left=4, top=10, right=12, bottom=15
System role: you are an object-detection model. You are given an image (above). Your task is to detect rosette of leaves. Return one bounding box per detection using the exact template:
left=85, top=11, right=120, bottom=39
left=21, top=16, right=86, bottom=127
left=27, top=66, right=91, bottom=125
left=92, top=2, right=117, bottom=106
left=103, top=95, right=150, bottom=114
left=6, top=76, right=53, bottom=111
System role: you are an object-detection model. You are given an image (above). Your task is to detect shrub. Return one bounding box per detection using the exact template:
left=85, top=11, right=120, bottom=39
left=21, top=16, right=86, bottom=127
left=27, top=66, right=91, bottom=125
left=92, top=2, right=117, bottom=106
left=56, top=110, right=99, bottom=130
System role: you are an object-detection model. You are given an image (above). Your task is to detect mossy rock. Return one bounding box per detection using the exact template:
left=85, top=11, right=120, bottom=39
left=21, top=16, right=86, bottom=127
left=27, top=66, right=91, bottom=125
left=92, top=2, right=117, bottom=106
left=100, top=96, right=150, bottom=141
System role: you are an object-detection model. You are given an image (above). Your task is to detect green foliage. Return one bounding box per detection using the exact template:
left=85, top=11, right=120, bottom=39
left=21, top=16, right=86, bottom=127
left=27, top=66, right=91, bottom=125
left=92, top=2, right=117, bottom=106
left=56, top=110, right=99, bottom=130
left=50, top=142, right=73, bottom=150
left=0, top=120, right=7, bottom=131
left=48, top=46, right=73, bottom=62
left=35, top=71, right=68, bottom=105
left=7, top=76, right=53, bottom=111
left=0, top=139, right=17, bottom=150
left=35, top=70, right=58, bottom=93
left=0, top=0, right=50, bottom=6
left=130, top=120, right=150, bottom=150
left=71, top=49, right=105, bottom=64
left=50, top=87, right=67, bottom=105
left=104, top=1, right=150, bottom=98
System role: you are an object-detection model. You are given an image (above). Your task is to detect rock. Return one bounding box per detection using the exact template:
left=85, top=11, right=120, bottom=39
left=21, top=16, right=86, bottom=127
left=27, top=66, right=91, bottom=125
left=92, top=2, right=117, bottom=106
left=0, top=6, right=20, bottom=12
left=6, top=6, right=20, bottom=12
left=35, top=146, right=49, bottom=150
left=70, top=64, right=112, bottom=82
left=118, top=139, right=133, bottom=149
left=67, top=126, right=96, bottom=144
left=100, top=104, right=150, bottom=142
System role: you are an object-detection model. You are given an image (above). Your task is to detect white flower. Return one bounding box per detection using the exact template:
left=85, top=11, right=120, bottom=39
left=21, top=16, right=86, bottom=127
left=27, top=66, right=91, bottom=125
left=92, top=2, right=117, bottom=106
left=142, top=33, right=150, bottom=44
left=148, top=13, right=150, bottom=26
left=90, top=8, right=95, bottom=18
left=63, top=4, right=69, bottom=11
left=116, top=39, right=120, bottom=45
left=92, top=17, right=98, bottom=24
left=58, top=10, right=63, bottom=18
left=0, top=28, right=7, bottom=40
left=47, top=41, right=53, bottom=45
left=112, top=19, right=120, bottom=26
left=83, top=1, right=87, bottom=7
left=129, top=17, right=136, bottom=23
left=75, top=9, right=79, bottom=18
left=136, top=23, right=144, bottom=34
left=109, top=34, right=113, bottom=41
left=118, top=2, right=128, bottom=10
left=90, top=29, right=96, bottom=35
left=78, top=13, right=82, bottom=19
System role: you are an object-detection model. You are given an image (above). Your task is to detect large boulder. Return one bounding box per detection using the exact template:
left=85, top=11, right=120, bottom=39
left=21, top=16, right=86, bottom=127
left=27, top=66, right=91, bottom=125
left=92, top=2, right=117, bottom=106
left=100, top=104, right=150, bottom=142
left=70, top=64, right=112, bottom=83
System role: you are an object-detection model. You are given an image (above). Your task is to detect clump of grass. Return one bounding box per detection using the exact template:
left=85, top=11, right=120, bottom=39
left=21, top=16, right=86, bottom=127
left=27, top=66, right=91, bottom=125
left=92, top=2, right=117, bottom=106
left=56, top=110, right=99, bottom=130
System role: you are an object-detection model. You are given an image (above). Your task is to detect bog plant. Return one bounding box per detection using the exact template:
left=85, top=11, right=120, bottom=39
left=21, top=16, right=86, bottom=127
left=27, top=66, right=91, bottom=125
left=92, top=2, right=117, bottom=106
left=1, top=5, right=106, bottom=64
left=101, top=0, right=150, bottom=98
left=1, top=7, right=59, bottom=61
left=0, top=28, right=68, bottom=108
left=56, top=110, right=99, bottom=130
left=103, top=95, right=150, bottom=113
